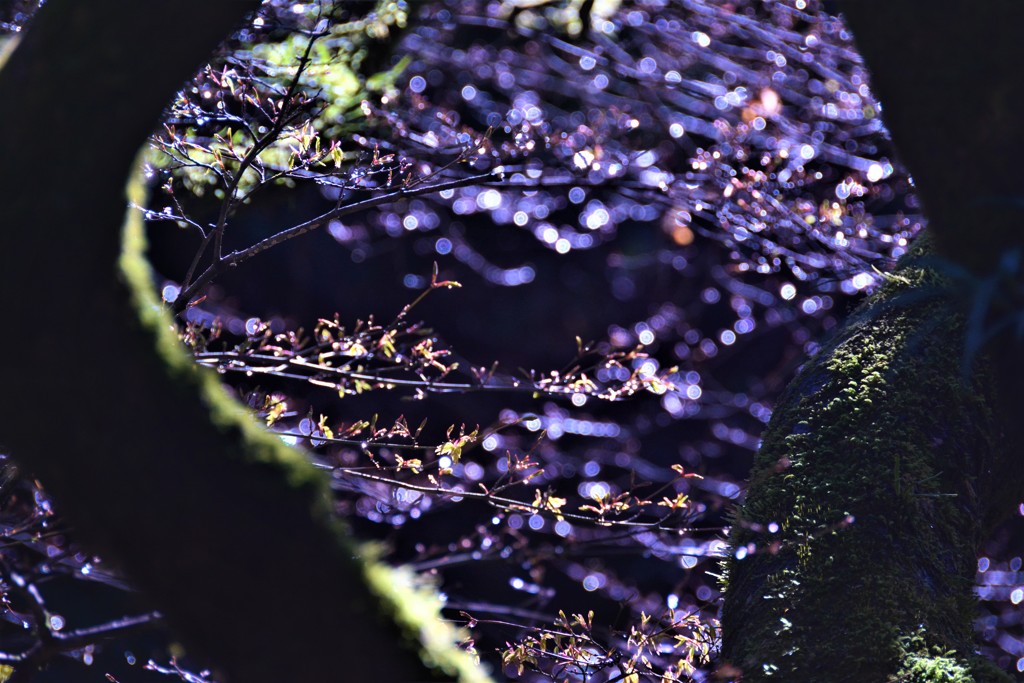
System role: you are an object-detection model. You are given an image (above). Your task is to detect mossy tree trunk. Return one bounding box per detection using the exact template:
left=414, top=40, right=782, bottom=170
left=837, top=1, right=1024, bottom=499
left=722, top=239, right=1009, bottom=681
left=722, top=3, right=1024, bottom=681
left=0, top=2, right=490, bottom=682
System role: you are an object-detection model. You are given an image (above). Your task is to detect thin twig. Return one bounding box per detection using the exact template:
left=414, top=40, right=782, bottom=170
left=173, top=171, right=501, bottom=312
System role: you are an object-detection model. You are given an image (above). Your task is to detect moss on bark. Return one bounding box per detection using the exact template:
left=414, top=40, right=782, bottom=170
left=0, top=2, right=493, bottom=680
left=720, top=237, right=1010, bottom=682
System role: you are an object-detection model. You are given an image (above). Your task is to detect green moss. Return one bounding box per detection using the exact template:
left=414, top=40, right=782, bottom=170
left=364, top=549, right=494, bottom=683
left=895, top=631, right=1012, bottom=683
left=720, top=235, right=1004, bottom=681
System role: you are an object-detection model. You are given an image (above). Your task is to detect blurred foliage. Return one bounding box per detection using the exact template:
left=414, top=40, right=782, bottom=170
left=145, top=1, right=409, bottom=198
left=0, top=0, right=41, bottom=34
left=0, top=0, right=1020, bottom=680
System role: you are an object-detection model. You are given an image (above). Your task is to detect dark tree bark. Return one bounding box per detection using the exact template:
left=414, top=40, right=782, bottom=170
left=837, top=2, right=1024, bottom=511
left=840, top=1, right=1024, bottom=277
left=722, top=3, right=1024, bottom=681
left=0, top=3, right=489, bottom=681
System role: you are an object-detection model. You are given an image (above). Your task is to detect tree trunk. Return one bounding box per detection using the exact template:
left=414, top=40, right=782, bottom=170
left=722, top=2, right=1024, bottom=680
left=837, top=1, right=1024, bottom=515
left=722, top=236, right=1009, bottom=681
left=0, top=2, right=490, bottom=681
